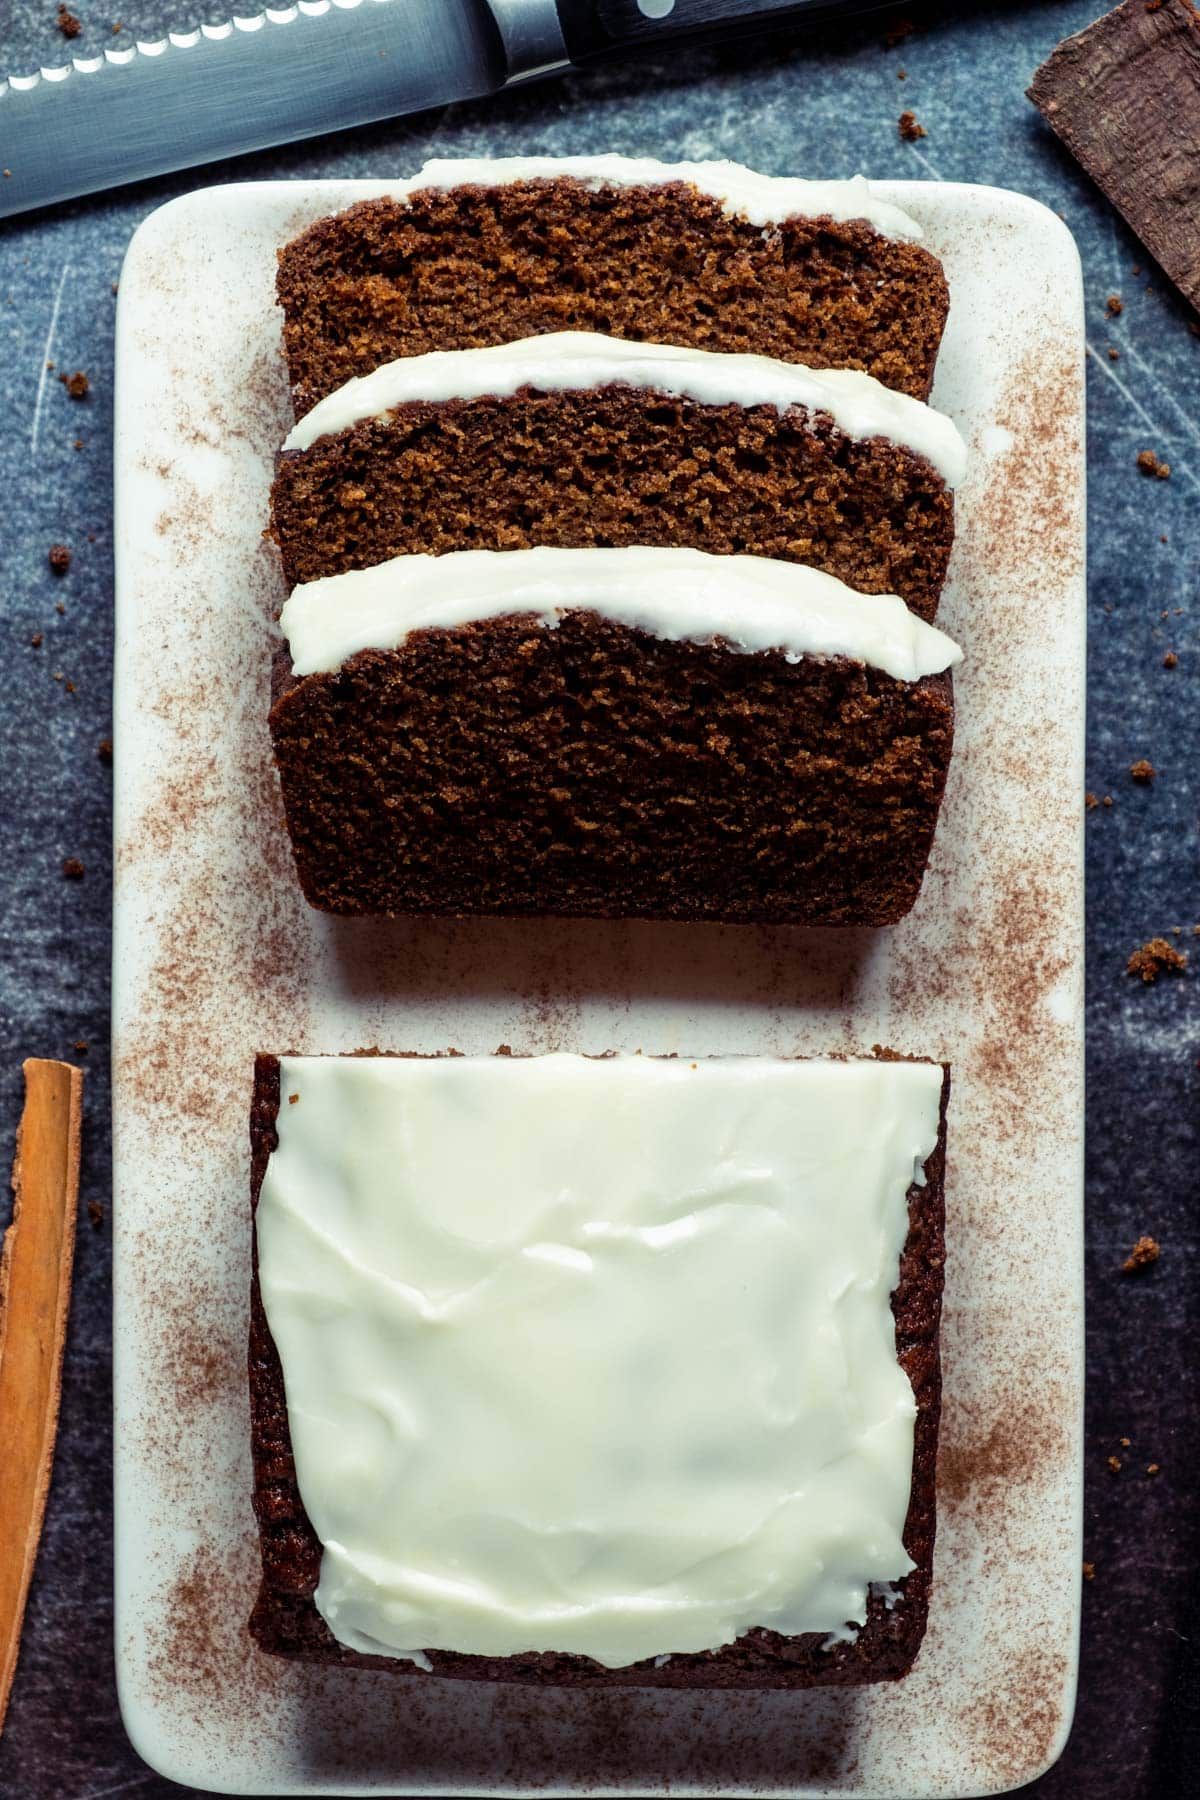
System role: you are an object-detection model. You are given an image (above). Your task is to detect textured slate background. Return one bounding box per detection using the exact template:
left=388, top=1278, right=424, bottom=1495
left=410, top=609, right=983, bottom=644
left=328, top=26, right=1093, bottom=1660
left=0, top=2, right=1197, bottom=1797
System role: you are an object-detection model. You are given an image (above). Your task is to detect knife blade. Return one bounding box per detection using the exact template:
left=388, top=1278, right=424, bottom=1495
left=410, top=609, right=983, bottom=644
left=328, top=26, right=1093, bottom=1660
left=0, top=1, right=887, bottom=222
left=0, top=1, right=513, bottom=220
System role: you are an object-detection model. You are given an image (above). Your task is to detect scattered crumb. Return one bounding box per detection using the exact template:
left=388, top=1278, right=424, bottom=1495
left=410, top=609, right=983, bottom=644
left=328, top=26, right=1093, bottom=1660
left=88, top=1200, right=104, bottom=1229
left=98, top=736, right=113, bottom=763
left=64, top=678, right=76, bottom=694
left=1130, top=759, right=1156, bottom=783
left=1147, top=1464, right=1160, bottom=1476
left=48, top=542, right=71, bottom=574
left=62, top=857, right=85, bottom=879
left=1102, top=795, right=1113, bottom=807
left=288, top=1092, right=300, bottom=1105
left=1120, top=1437, right=1131, bottom=1448
left=2, top=171, right=9, bottom=180
left=898, top=110, right=927, bottom=141
left=72, top=437, right=84, bottom=450
left=74, top=1038, right=88, bottom=1053
left=54, top=601, right=65, bottom=616
left=1107, top=1455, right=1122, bottom=1473
left=1137, top=448, right=1171, bottom=479
left=52, top=671, right=63, bottom=683
left=111, top=281, right=118, bottom=295
left=56, top=5, right=82, bottom=38
left=30, top=631, right=43, bottom=649
left=59, top=369, right=89, bottom=399
left=1126, top=938, right=1187, bottom=983
left=1123, top=1235, right=1160, bottom=1272
left=1106, top=293, right=1123, bottom=316
left=1108, top=347, right=1120, bottom=360
left=112, top=19, right=122, bottom=31
left=1132, top=262, right=1143, bottom=274
left=897, top=67, right=907, bottom=80
left=1085, top=792, right=1098, bottom=810
left=1163, top=651, right=1178, bottom=668
left=1082, top=1561, right=1095, bottom=1582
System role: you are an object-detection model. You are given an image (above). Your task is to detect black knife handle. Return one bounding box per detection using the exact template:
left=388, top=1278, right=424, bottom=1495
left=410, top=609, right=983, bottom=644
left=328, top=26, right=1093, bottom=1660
left=554, top=0, right=892, bottom=63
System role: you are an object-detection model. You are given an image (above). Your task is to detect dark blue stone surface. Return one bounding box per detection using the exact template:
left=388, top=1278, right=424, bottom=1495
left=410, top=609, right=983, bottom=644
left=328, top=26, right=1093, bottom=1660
left=0, top=3, right=1196, bottom=1795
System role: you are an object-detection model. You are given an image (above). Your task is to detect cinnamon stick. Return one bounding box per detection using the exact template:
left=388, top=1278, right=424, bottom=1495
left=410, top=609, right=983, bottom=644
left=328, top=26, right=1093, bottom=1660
left=0, top=1059, right=83, bottom=1734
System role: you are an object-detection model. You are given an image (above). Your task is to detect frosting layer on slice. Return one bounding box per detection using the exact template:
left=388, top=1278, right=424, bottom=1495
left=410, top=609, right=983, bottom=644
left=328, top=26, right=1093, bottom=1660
left=282, top=330, right=967, bottom=484
left=387, top=155, right=924, bottom=241
left=256, top=1054, right=943, bottom=1670
left=280, top=545, right=963, bottom=682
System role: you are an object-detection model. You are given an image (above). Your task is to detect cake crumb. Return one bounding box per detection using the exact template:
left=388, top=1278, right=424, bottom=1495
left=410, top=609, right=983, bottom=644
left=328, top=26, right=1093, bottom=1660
left=1082, top=1561, right=1095, bottom=1581
left=1108, top=347, right=1120, bottom=360
left=56, top=6, right=82, bottom=37
left=59, top=369, right=89, bottom=399
left=898, top=110, right=927, bottom=140
left=1102, top=794, right=1113, bottom=807
left=48, top=543, right=71, bottom=574
left=98, top=736, right=113, bottom=764
left=1107, top=1455, right=1122, bottom=1473
left=1163, top=651, right=1178, bottom=667
left=72, top=437, right=84, bottom=451
left=74, top=1038, right=88, bottom=1053
left=88, top=1200, right=104, bottom=1229
left=1147, top=1463, right=1160, bottom=1476
left=288, top=1092, right=300, bottom=1105
left=62, top=857, right=85, bottom=879
left=65, top=678, right=76, bottom=695
left=1122, top=1235, right=1160, bottom=1272
left=1130, top=758, right=1156, bottom=783
left=1085, top=792, right=1099, bottom=810
left=1137, top=448, right=1170, bottom=479
left=1106, top=293, right=1123, bottom=316
left=30, top=631, right=43, bottom=649
left=1126, top=938, right=1187, bottom=983
left=1120, top=1437, right=1131, bottom=1448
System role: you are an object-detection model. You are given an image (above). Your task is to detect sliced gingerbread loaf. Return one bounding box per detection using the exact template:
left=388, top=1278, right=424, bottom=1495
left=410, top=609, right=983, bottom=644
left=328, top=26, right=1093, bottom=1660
left=249, top=1051, right=950, bottom=1688
left=270, top=332, right=965, bottom=618
left=276, top=157, right=950, bottom=415
left=268, top=546, right=960, bottom=925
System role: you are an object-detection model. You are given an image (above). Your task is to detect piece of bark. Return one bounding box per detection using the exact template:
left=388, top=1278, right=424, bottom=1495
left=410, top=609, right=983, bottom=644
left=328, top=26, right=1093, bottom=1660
left=1029, top=0, right=1200, bottom=309
left=0, top=1060, right=83, bottom=1735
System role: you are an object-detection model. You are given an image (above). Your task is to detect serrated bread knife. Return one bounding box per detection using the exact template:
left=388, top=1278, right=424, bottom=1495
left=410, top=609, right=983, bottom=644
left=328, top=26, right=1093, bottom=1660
left=0, top=1, right=882, bottom=221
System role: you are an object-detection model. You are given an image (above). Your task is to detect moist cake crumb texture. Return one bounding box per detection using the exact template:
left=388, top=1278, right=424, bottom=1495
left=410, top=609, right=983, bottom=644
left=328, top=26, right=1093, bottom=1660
left=277, top=175, right=950, bottom=414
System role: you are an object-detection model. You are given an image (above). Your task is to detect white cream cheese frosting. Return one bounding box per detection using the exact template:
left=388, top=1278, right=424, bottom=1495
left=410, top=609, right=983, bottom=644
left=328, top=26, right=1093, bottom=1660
left=282, top=330, right=967, bottom=485
left=255, top=1053, right=943, bottom=1669
left=390, top=154, right=925, bottom=242
left=280, top=545, right=963, bottom=683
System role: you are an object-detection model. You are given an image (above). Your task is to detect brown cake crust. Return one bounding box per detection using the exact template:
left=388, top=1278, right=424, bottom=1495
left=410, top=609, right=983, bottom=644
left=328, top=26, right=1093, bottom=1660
left=248, top=1053, right=949, bottom=1689
left=276, top=180, right=950, bottom=414
left=268, top=612, right=954, bottom=926
left=270, top=390, right=955, bottom=620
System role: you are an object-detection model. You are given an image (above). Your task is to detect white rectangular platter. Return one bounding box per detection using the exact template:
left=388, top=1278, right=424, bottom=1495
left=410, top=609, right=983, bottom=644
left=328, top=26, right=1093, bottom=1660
left=112, top=179, right=1085, bottom=1798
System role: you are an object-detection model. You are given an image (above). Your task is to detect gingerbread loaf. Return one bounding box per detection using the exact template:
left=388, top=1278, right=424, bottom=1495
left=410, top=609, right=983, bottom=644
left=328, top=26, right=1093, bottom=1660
left=270, top=331, right=965, bottom=618
left=268, top=546, right=960, bottom=925
left=249, top=1051, right=950, bottom=1689
left=276, top=156, right=951, bottom=414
